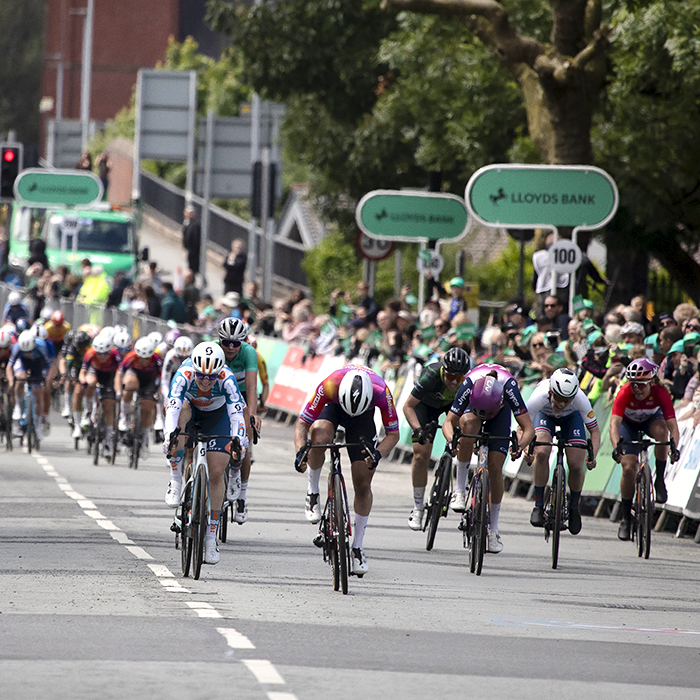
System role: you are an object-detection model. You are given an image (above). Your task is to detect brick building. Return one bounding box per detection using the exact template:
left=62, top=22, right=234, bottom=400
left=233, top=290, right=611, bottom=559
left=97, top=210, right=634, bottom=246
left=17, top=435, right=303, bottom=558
left=40, top=0, right=227, bottom=157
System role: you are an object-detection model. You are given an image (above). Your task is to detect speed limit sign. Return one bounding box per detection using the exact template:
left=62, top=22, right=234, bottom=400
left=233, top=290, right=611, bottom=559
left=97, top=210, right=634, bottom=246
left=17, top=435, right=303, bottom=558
left=549, top=239, right=582, bottom=273
left=356, top=232, right=394, bottom=261
left=416, top=249, right=444, bottom=276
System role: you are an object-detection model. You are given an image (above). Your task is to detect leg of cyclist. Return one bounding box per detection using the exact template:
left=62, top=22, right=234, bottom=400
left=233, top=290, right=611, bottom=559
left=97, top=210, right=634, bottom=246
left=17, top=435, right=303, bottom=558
left=564, top=413, right=588, bottom=535
left=449, top=411, right=477, bottom=512
left=616, top=418, right=641, bottom=541
left=84, top=372, right=98, bottom=424
left=204, top=450, right=229, bottom=564
left=120, top=371, right=139, bottom=431
left=530, top=413, right=554, bottom=527
left=72, top=378, right=85, bottom=439
left=164, top=399, right=191, bottom=507
left=13, top=370, right=26, bottom=433
left=409, top=439, right=432, bottom=529
left=649, top=418, right=669, bottom=503
left=234, top=448, right=252, bottom=524
left=31, top=382, right=46, bottom=440
left=303, top=419, right=334, bottom=523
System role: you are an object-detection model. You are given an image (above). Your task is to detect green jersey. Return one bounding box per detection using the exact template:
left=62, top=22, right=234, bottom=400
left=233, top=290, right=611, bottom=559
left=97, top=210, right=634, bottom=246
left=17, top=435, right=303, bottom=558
left=224, top=342, right=258, bottom=396
left=411, top=361, right=460, bottom=410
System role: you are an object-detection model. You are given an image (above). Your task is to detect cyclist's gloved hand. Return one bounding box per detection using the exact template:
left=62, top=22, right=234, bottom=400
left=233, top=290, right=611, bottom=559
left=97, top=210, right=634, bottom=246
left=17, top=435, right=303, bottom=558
left=369, top=449, right=382, bottom=470
left=411, top=428, right=422, bottom=444
left=671, top=445, right=680, bottom=464
left=612, top=447, right=621, bottom=463
left=294, top=447, right=307, bottom=473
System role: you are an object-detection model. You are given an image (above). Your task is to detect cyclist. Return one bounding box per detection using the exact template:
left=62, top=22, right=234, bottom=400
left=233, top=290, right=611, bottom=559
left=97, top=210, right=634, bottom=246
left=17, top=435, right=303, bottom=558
left=293, top=366, right=400, bottom=575
left=402, top=346, right=471, bottom=530
left=80, top=334, right=121, bottom=456
left=218, top=318, right=261, bottom=525
left=7, top=330, right=50, bottom=440
left=115, top=336, right=163, bottom=456
left=160, top=335, right=194, bottom=406
left=442, top=364, right=534, bottom=554
left=527, top=368, right=600, bottom=535
left=61, top=330, right=92, bottom=434
left=112, top=329, right=132, bottom=361
left=609, top=359, right=680, bottom=541
left=2, top=291, right=30, bottom=326
left=45, top=310, right=70, bottom=416
left=32, top=322, right=55, bottom=434
left=163, top=342, right=248, bottom=565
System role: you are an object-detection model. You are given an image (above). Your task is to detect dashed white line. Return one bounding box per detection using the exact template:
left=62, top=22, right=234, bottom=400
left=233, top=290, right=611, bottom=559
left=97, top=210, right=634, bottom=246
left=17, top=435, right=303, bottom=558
left=147, top=564, right=175, bottom=577
left=109, top=531, right=134, bottom=544
left=95, top=519, right=120, bottom=531
left=242, top=659, right=286, bottom=684
left=125, top=545, right=154, bottom=560
left=217, top=627, right=256, bottom=649
left=266, top=693, right=299, bottom=700
left=185, top=601, right=222, bottom=618
left=77, top=499, right=97, bottom=509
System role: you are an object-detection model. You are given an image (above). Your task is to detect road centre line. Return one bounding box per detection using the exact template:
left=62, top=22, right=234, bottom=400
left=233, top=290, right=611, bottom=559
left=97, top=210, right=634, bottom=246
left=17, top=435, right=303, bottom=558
left=185, top=601, right=222, bottom=619
left=242, top=659, right=286, bottom=684
left=492, top=617, right=700, bottom=636
left=216, top=627, right=256, bottom=649
left=266, top=694, right=300, bottom=700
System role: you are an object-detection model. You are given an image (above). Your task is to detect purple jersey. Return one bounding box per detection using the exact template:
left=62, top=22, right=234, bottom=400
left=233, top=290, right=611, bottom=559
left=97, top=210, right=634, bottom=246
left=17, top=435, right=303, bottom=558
left=449, top=363, right=528, bottom=418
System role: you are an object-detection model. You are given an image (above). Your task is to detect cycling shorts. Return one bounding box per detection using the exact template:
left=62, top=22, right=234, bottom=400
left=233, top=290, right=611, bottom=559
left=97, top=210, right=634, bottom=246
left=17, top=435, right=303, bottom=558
left=318, top=402, right=378, bottom=464
left=465, top=404, right=512, bottom=456
left=414, top=402, right=448, bottom=443
left=13, top=358, right=47, bottom=386
left=534, top=411, right=587, bottom=448
left=619, top=411, right=664, bottom=456
left=125, top=368, right=159, bottom=400
left=184, top=401, right=244, bottom=455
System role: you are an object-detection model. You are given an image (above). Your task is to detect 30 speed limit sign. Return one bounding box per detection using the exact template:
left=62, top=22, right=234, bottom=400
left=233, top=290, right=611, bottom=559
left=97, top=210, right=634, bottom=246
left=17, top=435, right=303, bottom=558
left=548, top=239, right=582, bottom=273
left=356, top=232, right=394, bottom=261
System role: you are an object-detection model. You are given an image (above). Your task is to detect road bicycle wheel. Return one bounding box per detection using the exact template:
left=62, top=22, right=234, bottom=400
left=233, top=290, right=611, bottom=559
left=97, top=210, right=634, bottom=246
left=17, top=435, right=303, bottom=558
left=93, top=406, right=105, bottom=466
left=472, top=469, right=489, bottom=576
left=333, top=473, right=350, bottom=594
left=551, top=462, right=565, bottom=570
left=637, top=462, right=653, bottom=559
left=110, top=399, right=120, bottom=465
left=2, top=392, right=12, bottom=451
left=191, top=467, right=208, bottom=580
left=219, top=500, right=229, bottom=544
left=26, top=395, right=33, bottom=455
left=129, top=403, right=142, bottom=470
left=180, top=481, right=193, bottom=577
left=426, top=453, right=451, bottom=551
left=329, top=496, right=340, bottom=590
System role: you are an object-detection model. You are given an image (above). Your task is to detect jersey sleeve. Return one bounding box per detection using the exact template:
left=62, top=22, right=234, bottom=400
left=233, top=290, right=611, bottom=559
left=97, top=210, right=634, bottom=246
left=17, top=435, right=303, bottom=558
left=378, top=384, right=399, bottom=432
left=256, top=353, right=268, bottom=385
left=411, top=365, right=440, bottom=402
left=503, top=377, right=529, bottom=417
left=611, top=383, right=631, bottom=418
left=300, top=378, right=329, bottom=425
left=525, top=382, right=548, bottom=415
left=449, top=379, right=473, bottom=416
left=653, top=385, right=676, bottom=421
left=242, top=344, right=258, bottom=372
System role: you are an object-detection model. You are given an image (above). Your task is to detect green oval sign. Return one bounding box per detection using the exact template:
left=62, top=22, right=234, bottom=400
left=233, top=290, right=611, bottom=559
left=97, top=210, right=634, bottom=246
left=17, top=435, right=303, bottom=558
left=356, top=190, right=470, bottom=242
left=465, top=164, right=618, bottom=229
left=14, top=168, right=104, bottom=207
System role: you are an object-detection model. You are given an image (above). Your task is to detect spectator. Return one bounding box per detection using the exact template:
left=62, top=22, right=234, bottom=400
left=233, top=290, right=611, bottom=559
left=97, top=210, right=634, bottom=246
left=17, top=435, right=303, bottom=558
left=27, top=237, right=49, bottom=270
left=160, top=282, right=188, bottom=323
left=673, top=302, right=699, bottom=329
left=216, top=291, right=241, bottom=323
left=527, top=332, right=557, bottom=380
left=182, top=268, right=201, bottom=324
left=447, top=277, right=468, bottom=320
left=76, top=152, right=93, bottom=171
left=96, top=152, right=111, bottom=195
left=620, top=321, right=644, bottom=346
left=543, top=295, right=571, bottom=340
left=223, top=239, right=247, bottom=295
left=76, top=265, right=110, bottom=306
left=532, top=232, right=569, bottom=313
left=182, top=205, right=201, bottom=276
left=356, top=280, right=379, bottom=324
left=144, top=285, right=161, bottom=317
left=283, top=288, right=306, bottom=315
left=282, top=304, right=314, bottom=344
left=140, top=261, right=163, bottom=298
left=106, top=270, right=131, bottom=308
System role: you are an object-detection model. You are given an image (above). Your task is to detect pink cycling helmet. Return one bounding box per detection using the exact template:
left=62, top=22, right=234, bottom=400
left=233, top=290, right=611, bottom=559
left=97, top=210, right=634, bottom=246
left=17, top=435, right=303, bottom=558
left=469, top=372, right=504, bottom=419
left=625, top=358, right=658, bottom=383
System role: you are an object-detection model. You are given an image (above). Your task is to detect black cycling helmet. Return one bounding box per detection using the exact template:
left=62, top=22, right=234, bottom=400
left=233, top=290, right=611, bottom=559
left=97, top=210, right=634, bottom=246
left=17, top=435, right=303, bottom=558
left=442, top=347, right=470, bottom=376
left=74, top=330, right=91, bottom=348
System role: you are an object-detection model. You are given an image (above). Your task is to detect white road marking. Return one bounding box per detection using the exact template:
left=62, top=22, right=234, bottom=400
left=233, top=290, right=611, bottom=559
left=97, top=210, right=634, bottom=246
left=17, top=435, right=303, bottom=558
left=185, top=601, right=222, bottom=618
left=83, top=509, right=106, bottom=519
left=216, top=627, right=256, bottom=649
left=160, top=580, right=191, bottom=593
left=77, top=499, right=97, bottom=510
left=57, top=483, right=72, bottom=491
left=124, top=545, right=153, bottom=560
left=110, top=531, right=133, bottom=543
left=147, top=564, right=175, bottom=577
left=95, top=519, right=120, bottom=531
left=242, top=660, right=286, bottom=685
left=267, top=693, right=299, bottom=700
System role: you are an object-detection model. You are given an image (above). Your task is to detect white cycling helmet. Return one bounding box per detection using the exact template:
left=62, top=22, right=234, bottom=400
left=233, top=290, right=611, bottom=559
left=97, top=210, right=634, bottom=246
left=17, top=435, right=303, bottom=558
left=191, top=342, right=225, bottom=375
left=18, top=330, right=35, bottom=353
left=0, top=330, right=12, bottom=348
left=134, top=336, right=157, bottom=359
left=550, top=368, right=579, bottom=399
left=113, top=324, right=128, bottom=335
left=148, top=331, right=163, bottom=345
left=92, top=334, right=112, bottom=354
left=8, top=291, right=22, bottom=306
left=32, top=323, right=48, bottom=340
left=100, top=326, right=115, bottom=341
left=174, top=336, right=194, bottom=358
left=218, top=317, right=249, bottom=342
left=113, top=330, right=132, bottom=350
left=338, top=369, right=374, bottom=417
left=39, top=306, right=54, bottom=321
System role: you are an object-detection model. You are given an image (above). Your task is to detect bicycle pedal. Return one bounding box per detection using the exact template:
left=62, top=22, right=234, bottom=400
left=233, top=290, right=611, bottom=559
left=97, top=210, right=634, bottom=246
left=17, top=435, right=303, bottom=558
left=313, top=534, right=324, bottom=549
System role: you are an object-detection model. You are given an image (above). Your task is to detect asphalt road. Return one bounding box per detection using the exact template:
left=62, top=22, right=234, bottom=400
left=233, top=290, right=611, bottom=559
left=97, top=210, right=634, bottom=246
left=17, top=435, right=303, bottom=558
left=3, top=409, right=700, bottom=700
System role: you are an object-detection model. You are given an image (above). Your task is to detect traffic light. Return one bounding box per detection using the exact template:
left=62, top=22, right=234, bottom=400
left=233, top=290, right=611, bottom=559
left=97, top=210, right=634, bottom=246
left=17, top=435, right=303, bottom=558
left=0, top=144, right=23, bottom=198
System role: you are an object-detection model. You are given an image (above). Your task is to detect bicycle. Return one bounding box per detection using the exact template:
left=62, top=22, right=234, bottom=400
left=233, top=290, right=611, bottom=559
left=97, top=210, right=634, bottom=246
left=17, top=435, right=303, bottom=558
left=616, top=434, right=674, bottom=560
left=458, top=425, right=519, bottom=576
left=169, top=426, right=241, bottom=580
left=121, top=398, right=143, bottom=470
left=85, top=387, right=108, bottom=466
left=296, top=430, right=374, bottom=595
left=220, top=415, right=259, bottom=544
left=528, top=431, right=593, bottom=569
left=0, top=375, right=14, bottom=451
left=421, top=421, right=458, bottom=551
left=15, top=377, right=42, bottom=454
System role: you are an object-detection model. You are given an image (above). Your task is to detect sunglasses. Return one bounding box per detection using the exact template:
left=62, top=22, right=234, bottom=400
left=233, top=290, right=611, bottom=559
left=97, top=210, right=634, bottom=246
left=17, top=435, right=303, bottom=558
left=444, top=372, right=464, bottom=381
left=630, top=381, right=651, bottom=389
left=195, top=372, right=217, bottom=381
left=544, top=303, right=558, bottom=308
left=532, top=342, right=545, bottom=349
left=220, top=339, right=241, bottom=348
left=687, top=325, right=700, bottom=331
left=551, top=393, right=574, bottom=405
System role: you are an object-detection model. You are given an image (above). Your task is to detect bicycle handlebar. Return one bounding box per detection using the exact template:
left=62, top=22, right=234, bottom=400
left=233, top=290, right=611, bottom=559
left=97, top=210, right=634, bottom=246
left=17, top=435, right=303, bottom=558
left=528, top=436, right=595, bottom=463
left=458, top=429, right=520, bottom=457
left=295, top=435, right=376, bottom=472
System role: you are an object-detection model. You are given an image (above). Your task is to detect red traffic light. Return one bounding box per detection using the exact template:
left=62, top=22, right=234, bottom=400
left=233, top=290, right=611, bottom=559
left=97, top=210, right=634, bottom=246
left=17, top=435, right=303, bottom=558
left=2, top=149, right=16, bottom=163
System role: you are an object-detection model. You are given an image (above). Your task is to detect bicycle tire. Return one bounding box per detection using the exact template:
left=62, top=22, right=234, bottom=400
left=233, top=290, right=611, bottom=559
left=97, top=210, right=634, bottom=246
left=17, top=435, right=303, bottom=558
left=4, top=394, right=12, bottom=450
left=219, top=501, right=228, bottom=543
left=129, top=403, right=142, bottom=470
left=638, top=462, right=653, bottom=559
left=330, top=495, right=340, bottom=591
left=26, top=394, right=33, bottom=455
left=473, top=469, right=489, bottom=576
left=333, top=473, right=350, bottom=594
left=110, top=399, right=120, bottom=465
left=552, top=462, right=565, bottom=570
left=426, top=453, right=451, bottom=551
left=191, top=467, right=207, bottom=580
left=93, top=406, right=104, bottom=466
left=180, top=481, right=193, bottom=577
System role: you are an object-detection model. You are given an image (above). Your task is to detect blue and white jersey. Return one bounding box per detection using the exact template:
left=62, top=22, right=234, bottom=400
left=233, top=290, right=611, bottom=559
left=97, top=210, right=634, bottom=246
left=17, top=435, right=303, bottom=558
left=164, top=358, right=247, bottom=440
left=36, top=337, right=56, bottom=362
left=8, top=342, right=50, bottom=377
left=2, top=302, right=30, bottom=325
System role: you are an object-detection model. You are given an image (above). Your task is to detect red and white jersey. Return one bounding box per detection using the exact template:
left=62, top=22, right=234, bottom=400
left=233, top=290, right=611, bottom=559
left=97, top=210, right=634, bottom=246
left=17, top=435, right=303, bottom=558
left=612, top=383, right=675, bottom=424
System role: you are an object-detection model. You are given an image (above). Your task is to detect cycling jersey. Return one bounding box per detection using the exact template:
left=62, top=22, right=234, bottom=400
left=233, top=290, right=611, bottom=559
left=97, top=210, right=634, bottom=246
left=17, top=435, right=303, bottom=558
left=82, top=347, right=121, bottom=374
left=161, top=348, right=186, bottom=398
left=256, top=351, right=268, bottom=386
left=449, top=364, right=528, bottom=418
left=45, top=320, right=71, bottom=344
left=8, top=344, right=50, bottom=380
left=611, top=383, right=675, bottom=424
left=411, top=361, right=460, bottom=410
left=2, top=302, right=30, bottom=325
left=36, top=338, right=56, bottom=362
left=300, top=365, right=399, bottom=432
left=224, top=342, right=258, bottom=397
left=527, top=379, right=598, bottom=431
left=119, top=350, right=162, bottom=378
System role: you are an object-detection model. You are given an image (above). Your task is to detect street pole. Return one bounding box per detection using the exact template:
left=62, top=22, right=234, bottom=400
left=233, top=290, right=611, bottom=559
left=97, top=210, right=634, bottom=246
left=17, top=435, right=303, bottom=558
left=248, top=94, right=261, bottom=286
left=394, top=248, right=402, bottom=296
left=184, top=71, right=197, bottom=205
left=79, top=0, right=94, bottom=152
left=199, top=110, right=214, bottom=292
left=418, top=240, right=426, bottom=312
left=518, top=238, right=525, bottom=298
left=260, top=148, right=272, bottom=303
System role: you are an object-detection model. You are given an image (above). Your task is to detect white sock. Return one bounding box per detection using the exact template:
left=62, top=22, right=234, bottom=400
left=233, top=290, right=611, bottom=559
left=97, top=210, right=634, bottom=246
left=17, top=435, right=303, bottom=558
left=73, top=410, right=81, bottom=425
left=352, top=514, right=368, bottom=550
left=490, top=503, right=501, bottom=532
left=413, top=486, right=425, bottom=510
left=307, top=467, right=321, bottom=494
left=169, top=450, right=183, bottom=482
left=84, top=397, right=94, bottom=412
left=456, top=461, right=470, bottom=493
left=239, top=480, right=248, bottom=502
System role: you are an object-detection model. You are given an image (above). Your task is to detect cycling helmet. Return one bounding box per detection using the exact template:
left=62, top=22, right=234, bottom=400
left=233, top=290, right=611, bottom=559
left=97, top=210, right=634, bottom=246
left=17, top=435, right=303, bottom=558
left=134, top=336, right=157, bottom=359
left=92, top=335, right=112, bottom=354
left=218, top=317, right=249, bottom=342
left=40, top=306, right=53, bottom=321
left=1, top=323, right=15, bottom=334
left=113, top=330, right=132, bottom=350
left=79, top=323, right=101, bottom=339
left=0, top=330, right=12, bottom=348
left=625, top=358, right=658, bottom=383
left=51, top=310, right=65, bottom=325
left=338, top=369, right=374, bottom=417
left=113, top=324, right=128, bottom=335
left=247, top=334, right=257, bottom=349
left=191, top=342, right=226, bottom=375
left=15, top=318, right=29, bottom=333
left=100, top=326, right=115, bottom=341
left=174, top=336, right=194, bottom=358
left=165, top=329, right=181, bottom=348
left=8, top=291, right=21, bottom=306
left=32, top=322, right=48, bottom=340
left=18, top=330, right=35, bottom=353
left=442, top=347, right=470, bottom=375
left=148, top=331, right=163, bottom=345
left=550, top=368, right=579, bottom=399
left=74, top=330, right=91, bottom=348
left=469, top=373, right=504, bottom=419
